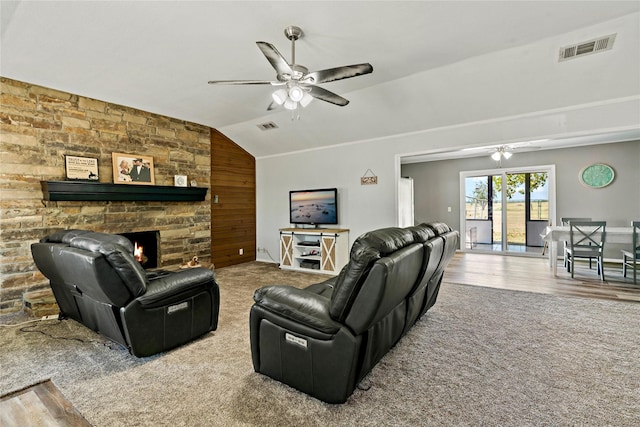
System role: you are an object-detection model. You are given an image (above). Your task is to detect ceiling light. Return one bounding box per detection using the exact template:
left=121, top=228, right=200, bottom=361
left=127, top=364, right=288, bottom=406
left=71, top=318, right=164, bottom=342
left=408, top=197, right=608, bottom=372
left=288, top=85, right=305, bottom=102
left=491, top=146, right=513, bottom=162
left=271, top=89, right=287, bottom=105
left=283, top=99, right=297, bottom=110
left=272, top=84, right=312, bottom=118
left=299, top=92, right=313, bottom=108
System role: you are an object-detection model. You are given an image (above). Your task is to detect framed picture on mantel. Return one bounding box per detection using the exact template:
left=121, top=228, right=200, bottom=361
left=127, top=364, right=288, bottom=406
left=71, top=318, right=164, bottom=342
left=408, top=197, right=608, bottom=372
left=65, top=155, right=99, bottom=181
left=112, top=152, right=155, bottom=185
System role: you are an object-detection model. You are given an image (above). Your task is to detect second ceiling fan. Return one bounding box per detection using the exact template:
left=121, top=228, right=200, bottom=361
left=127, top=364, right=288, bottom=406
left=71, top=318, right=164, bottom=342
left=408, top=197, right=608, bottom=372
left=208, top=26, right=373, bottom=112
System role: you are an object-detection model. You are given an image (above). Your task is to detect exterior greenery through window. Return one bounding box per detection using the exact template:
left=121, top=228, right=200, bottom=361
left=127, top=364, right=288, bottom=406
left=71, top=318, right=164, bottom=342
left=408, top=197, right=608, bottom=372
left=466, top=172, right=549, bottom=246
left=467, top=173, right=548, bottom=220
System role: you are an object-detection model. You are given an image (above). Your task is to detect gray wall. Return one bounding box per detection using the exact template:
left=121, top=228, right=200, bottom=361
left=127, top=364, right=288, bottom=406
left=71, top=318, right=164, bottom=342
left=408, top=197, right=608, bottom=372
left=401, top=140, right=640, bottom=255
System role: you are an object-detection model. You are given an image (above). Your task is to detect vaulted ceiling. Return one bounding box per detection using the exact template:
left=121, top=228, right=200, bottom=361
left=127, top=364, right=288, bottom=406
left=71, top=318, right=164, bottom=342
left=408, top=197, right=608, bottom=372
left=2, top=1, right=639, bottom=159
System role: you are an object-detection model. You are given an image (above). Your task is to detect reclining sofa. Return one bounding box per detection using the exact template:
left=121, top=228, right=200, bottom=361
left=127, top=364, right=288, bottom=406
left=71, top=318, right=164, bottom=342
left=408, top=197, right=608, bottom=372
left=250, top=222, right=458, bottom=403
left=31, top=229, right=220, bottom=357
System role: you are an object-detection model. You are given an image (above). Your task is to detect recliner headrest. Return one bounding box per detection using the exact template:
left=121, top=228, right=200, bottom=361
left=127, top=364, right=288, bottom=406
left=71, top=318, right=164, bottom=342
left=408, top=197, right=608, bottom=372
left=40, top=229, right=92, bottom=244
left=404, top=224, right=436, bottom=243
left=424, top=222, right=452, bottom=236
left=69, top=232, right=134, bottom=254
left=351, top=227, right=415, bottom=257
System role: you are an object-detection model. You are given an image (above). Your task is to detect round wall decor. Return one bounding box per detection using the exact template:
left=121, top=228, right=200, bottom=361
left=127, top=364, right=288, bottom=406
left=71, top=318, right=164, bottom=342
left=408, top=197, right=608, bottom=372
left=579, top=163, right=615, bottom=188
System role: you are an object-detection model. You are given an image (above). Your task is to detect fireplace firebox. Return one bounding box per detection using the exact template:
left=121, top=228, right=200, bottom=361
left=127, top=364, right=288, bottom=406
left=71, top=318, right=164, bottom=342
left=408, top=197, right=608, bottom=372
left=119, top=230, right=160, bottom=269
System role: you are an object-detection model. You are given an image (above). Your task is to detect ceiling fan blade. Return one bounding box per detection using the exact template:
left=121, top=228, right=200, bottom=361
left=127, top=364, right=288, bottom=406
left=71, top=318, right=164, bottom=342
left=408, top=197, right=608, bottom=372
left=303, top=63, right=373, bottom=84
left=256, top=41, right=293, bottom=79
left=266, top=101, right=278, bottom=111
left=207, top=80, right=277, bottom=85
left=307, top=85, right=349, bottom=106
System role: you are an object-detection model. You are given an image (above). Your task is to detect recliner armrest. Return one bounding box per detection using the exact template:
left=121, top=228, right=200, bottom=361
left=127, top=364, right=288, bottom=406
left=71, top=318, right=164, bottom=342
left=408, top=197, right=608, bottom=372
left=136, top=268, right=215, bottom=307
left=253, top=285, right=341, bottom=334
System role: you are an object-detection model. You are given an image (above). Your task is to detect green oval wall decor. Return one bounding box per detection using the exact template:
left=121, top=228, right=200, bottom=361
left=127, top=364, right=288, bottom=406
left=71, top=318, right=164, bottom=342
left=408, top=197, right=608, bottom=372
left=579, top=163, right=615, bottom=188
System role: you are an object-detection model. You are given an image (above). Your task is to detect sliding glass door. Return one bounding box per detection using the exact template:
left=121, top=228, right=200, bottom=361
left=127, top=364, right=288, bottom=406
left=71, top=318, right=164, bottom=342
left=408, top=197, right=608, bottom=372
left=461, top=165, right=555, bottom=254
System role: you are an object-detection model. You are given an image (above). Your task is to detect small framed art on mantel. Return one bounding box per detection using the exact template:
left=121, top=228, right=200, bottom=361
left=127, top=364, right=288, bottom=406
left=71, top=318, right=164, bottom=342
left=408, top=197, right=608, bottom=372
left=112, top=152, right=155, bottom=185
left=65, top=155, right=99, bottom=181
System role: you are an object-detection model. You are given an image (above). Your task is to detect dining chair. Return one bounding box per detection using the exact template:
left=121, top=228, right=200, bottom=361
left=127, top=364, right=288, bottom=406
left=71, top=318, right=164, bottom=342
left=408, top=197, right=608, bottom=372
left=621, top=221, right=640, bottom=284
left=566, top=221, right=606, bottom=280
left=561, top=217, right=592, bottom=268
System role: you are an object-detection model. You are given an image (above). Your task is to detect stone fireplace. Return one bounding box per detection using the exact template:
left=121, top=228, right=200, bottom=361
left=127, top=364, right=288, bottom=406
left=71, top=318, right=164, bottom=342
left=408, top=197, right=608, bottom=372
left=119, top=230, right=161, bottom=269
left=0, top=77, right=213, bottom=316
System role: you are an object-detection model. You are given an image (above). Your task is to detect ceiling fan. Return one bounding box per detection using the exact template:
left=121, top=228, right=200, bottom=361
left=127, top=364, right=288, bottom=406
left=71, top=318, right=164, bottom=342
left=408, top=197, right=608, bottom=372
left=207, top=26, right=373, bottom=113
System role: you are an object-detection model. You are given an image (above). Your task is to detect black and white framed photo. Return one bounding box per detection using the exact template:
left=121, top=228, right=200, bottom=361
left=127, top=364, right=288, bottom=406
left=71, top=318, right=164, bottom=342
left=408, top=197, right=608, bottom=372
left=65, top=155, right=99, bottom=181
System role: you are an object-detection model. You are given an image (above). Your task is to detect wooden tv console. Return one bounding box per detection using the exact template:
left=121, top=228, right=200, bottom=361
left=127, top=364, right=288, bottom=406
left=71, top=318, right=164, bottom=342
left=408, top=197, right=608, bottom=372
left=279, top=228, right=349, bottom=275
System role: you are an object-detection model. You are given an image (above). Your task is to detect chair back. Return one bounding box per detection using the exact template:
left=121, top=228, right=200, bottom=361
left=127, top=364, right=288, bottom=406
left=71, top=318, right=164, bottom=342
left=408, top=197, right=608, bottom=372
left=569, top=221, right=606, bottom=251
left=632, top=221, right=640, bottom=258
left=329, top=227, right=416, bottom=323
left=561, top=217, right=591, bottom=226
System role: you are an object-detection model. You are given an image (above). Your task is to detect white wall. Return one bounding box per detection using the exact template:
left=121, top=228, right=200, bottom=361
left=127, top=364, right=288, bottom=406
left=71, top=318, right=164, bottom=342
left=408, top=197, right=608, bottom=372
left=256, top=99, right=639, bottom=262
left=254, top=14, right=640, bottom=263
left=256, top=143, right=396, bottom=261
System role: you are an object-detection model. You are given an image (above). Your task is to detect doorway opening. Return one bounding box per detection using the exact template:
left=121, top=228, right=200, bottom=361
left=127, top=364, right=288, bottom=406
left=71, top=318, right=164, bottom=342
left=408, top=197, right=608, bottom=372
left=461, top=165, right=555, bottom=255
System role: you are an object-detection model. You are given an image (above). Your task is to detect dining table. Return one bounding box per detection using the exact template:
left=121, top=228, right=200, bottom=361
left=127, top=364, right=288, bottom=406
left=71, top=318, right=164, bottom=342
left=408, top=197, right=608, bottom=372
left=542, top=225, right=635, bottom=276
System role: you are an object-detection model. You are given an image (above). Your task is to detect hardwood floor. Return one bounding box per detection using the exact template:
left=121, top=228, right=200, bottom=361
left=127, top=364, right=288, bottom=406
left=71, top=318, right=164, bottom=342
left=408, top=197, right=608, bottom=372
left=443, top=252, right=640, bottom=302
left=0, top=380, right=91, bottom=427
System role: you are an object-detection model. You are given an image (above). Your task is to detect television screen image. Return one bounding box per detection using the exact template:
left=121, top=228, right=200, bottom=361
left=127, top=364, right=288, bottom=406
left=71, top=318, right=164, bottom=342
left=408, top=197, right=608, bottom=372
left=290, top=188, right=338, bottom=225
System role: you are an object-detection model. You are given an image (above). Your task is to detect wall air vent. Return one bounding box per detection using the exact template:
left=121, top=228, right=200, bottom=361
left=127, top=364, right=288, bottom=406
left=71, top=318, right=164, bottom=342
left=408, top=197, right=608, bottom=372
left=559, top=34, right=616, bottom=62
left=256, top=121, right=279, bottom=131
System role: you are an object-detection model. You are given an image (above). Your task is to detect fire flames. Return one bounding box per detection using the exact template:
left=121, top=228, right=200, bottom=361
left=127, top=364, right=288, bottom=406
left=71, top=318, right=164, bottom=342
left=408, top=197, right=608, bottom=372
left=134, top=242, right=144, bottom=263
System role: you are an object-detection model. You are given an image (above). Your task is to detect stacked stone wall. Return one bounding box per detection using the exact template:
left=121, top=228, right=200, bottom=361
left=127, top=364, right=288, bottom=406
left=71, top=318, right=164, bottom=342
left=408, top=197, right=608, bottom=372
left=0, top=77, right=211, bottom=315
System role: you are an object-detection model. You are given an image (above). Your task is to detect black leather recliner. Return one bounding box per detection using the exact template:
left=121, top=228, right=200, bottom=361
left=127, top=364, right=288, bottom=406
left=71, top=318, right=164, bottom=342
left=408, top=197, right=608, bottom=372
left=250, top=222, right=459, bottom=403
left=31, top=229, right=220, bottom=357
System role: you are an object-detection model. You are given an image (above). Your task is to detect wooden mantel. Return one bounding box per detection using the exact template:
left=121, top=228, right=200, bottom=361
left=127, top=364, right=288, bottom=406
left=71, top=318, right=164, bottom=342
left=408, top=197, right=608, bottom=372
left=41, top=181, right=208, bottom=202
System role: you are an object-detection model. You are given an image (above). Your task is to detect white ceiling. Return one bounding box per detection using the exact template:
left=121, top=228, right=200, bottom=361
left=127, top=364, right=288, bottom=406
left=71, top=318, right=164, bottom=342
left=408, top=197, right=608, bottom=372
left=2, top=1, right=640, bottom=159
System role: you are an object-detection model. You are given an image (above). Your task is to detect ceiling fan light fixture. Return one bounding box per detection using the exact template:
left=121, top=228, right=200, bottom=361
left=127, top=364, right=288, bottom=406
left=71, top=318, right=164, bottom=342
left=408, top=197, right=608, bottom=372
left=283, top=99, right=297, bottom=110
left=491, top=146, right=513, bottom=162
left=208, top=25, right=373, bottom=116
left=271, top=89, right=288, bottom=105
left=299, top=91, right=313, bottom=108
left=288, top=85, right=305, bottom=102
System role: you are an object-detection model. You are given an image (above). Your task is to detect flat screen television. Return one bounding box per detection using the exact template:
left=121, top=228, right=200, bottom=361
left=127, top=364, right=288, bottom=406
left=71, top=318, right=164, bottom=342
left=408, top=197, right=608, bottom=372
left=289, top=188, right=338, bottom=226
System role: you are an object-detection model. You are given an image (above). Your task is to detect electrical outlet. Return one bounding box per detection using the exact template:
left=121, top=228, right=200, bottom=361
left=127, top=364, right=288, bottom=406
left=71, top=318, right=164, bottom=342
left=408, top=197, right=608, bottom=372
left=239, top=248, right=244, bottom=255
left=41, top=315, right=58, bottom=321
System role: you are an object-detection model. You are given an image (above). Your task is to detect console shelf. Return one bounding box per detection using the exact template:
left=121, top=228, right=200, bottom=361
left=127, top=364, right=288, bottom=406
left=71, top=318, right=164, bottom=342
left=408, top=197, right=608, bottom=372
left=41, top=181, right=208, bottom=202
left=279, top=228, right=349, bottom=275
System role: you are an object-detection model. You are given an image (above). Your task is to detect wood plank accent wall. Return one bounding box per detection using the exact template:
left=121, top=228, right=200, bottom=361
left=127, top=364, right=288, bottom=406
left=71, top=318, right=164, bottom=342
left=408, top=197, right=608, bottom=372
left=210, top=130, right=256, bottom=267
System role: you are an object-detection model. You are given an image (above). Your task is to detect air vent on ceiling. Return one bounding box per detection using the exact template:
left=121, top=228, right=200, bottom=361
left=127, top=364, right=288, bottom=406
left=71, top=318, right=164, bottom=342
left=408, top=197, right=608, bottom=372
left=256, top=121, right=279, bottom=131
left=559, top=34, right=616, bottom=62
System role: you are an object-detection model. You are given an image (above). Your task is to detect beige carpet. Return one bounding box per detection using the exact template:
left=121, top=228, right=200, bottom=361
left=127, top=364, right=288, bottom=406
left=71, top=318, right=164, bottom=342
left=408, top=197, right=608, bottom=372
left=1, top=262, right=639, bottom=426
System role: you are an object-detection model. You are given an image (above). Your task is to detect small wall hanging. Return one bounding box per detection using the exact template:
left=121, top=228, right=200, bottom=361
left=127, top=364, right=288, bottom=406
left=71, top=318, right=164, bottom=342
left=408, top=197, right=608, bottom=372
left=360, top=168, right=378, bottom=185
left=64, top=155, right=99, bottom=181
